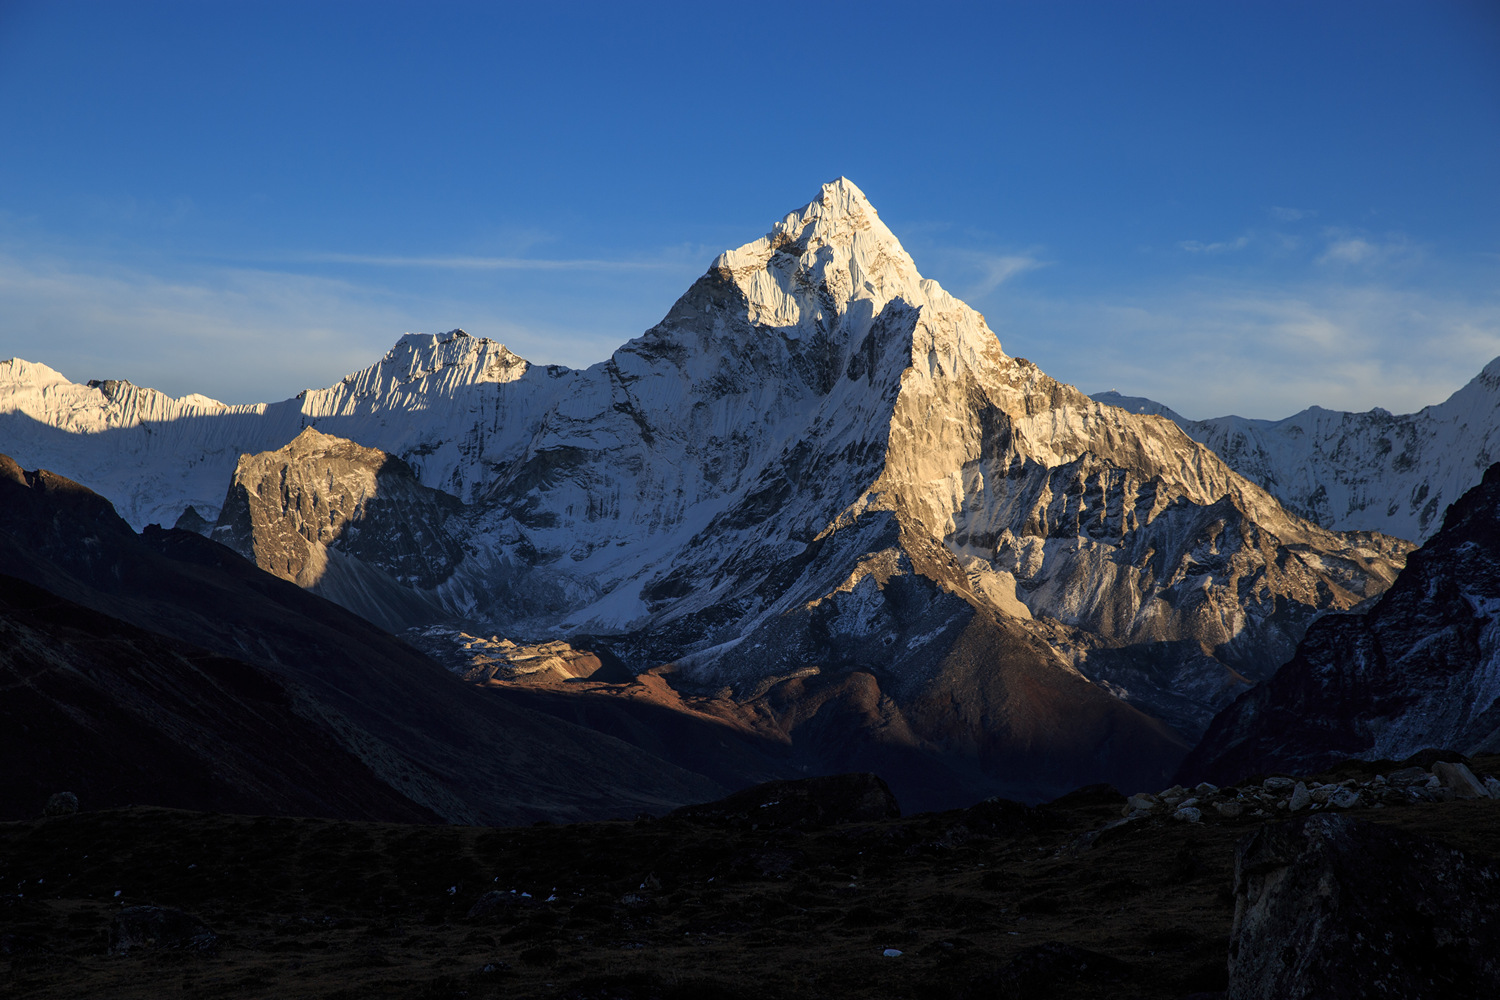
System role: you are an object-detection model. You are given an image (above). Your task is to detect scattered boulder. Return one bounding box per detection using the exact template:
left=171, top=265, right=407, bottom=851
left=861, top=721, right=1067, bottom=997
left=42, top=792, right=77, bottom=817
left=1327, top=787, right=1361, bottom=809
left=1286, top=782, right=1311, bottom=812
left=668, top=774, right=900, bottom=830
left=1121, top=755, right=1500, bottom=826
left=1398, top=747, right=1471, bottom=771
left=109, top=906, right=217, bottom=954
left=1433, top=760, right=1490, bottom=799
left=1228, top=814, right=1500, bottom=999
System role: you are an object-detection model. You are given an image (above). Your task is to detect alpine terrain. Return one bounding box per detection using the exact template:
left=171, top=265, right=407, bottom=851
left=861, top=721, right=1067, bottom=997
left=0, top=453, right=725, bottom=823
left=0, top=180, right=1413, bottom=806
left=1094, top=357, right=1500, bottom=543
left=1182, top=462, right=1500, bottom=785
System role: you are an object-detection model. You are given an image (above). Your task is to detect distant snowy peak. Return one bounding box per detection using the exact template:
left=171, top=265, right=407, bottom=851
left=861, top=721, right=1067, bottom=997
left=321, top=329, right=532, bottom=401
left=0, top=356, right=259, bottom=431
left=1091, top=361, right=1500, bottom=542
left=0, top=328, right=549, bottom=528
left=1090, top=390, right=1187, bottom=424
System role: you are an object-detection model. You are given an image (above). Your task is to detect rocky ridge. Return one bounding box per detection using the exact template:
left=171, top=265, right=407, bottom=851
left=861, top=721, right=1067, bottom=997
left=1094, top=356, right=1500, bottom=542
left=1182, top=462, right=1500, bottom=786
left=209, top=427, right=471, bottom=632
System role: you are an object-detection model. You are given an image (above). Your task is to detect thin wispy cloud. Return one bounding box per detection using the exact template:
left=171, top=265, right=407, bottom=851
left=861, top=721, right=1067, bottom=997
left=1316, top=229, right=1420, bottom=267
left=0, top=251, right=624, bottom=403
left=1178, top=235, right=1250, bottom=254
left=1319, top=237, right=1381, bottom=265
left=297, top=252, right=686, bottom=272
left=914, top=247, right=1050, bottom=302
left=998, top=278, right=1500, bottom=421
left=970, top=253, right=1048, bottom=296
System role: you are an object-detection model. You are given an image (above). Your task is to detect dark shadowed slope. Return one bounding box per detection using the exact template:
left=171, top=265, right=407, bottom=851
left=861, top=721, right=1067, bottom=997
left=1182, top=463, right=1500, bottom=786
left=0, top=573, right=437, bottom=822
left=0, top=454, right=725, bottom=824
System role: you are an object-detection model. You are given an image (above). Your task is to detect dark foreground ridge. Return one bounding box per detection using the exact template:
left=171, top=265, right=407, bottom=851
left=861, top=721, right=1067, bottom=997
left=5, top=761, right=1498, bottom=1000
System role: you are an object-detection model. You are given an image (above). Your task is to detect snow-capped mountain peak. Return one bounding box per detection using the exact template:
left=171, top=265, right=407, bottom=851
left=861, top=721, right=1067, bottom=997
left=325, top=329, right=531, bottom=399
left=710, top=178, right=979, bottom=356
left=0, top=180, right=1415, bottom=804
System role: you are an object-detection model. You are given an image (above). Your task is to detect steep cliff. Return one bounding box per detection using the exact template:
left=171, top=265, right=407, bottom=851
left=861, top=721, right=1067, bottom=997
left=1183, top=463, right=1500, bottom=785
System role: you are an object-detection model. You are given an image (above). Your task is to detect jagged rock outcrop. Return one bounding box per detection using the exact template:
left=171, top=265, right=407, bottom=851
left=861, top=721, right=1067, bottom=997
left=211, top=427, right=471, bottom=632
left=172, top=505, right=212, bottom=535
left=1228, top=814, right=1500, bottom=1000
left=1095, top=358, right=1500, bottom=542
left=410, top=627, right=621, bottom=683
left=0, top=180, right=1414, bottom=802
left=1183, top=463, right=1500, bottom=786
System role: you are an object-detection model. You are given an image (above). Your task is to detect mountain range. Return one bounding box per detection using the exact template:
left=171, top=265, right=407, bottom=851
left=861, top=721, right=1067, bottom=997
left=5, top=178, right=1492, bottom=810
left=1183, top=460, right=1500, bottom=784
left=1093, top=358, right=1500, bottom=543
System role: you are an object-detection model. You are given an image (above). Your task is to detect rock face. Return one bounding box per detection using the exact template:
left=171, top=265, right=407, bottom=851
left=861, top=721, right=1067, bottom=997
left=1183, top=463, right=1500, bottom=786
left=1095, top=358, right=1500, bottom=543
left=172, top=505, right=212, bottom=535
left=1229, top=814, right=1500, bottom=1000
left=410, top=627, right=620, bottom=684
left=0, top=180, right=1413, bottom=802
left=211, top=427, right=469, bottom=632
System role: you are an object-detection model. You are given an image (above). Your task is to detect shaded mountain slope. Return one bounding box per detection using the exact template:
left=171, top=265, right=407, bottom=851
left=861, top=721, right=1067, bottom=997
left=0, top=573, right=437, bottom=823
left=0, top=454, right=725, bottom=824
left=1182, top=463, right=1500, bottom=786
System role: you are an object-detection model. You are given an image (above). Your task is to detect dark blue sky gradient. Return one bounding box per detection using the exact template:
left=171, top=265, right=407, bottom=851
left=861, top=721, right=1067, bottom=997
left=0, top=1, right=1496, bottom=416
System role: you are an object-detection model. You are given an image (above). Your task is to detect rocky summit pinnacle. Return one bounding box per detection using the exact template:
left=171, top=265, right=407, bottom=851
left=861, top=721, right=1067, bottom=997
left=0, top=181, right=1417, bottom=806
left=710, top=177, right=986, bottom=358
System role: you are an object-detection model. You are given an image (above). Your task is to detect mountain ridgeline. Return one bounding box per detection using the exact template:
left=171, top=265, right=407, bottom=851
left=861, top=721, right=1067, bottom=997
left=0, top=180, right=1420, bottom=806
left=1182, top=461, right=1500, bottom=784
left=1093, top=358, right=1500, bottom=544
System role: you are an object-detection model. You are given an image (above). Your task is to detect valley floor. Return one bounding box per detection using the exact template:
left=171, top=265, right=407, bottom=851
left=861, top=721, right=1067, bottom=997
left=4, top=758, right=1499, bottom=1000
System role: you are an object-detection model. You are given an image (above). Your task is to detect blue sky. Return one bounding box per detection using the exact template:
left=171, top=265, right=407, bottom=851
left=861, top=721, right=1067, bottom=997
left=1, top=1, right=1496, bottom=419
